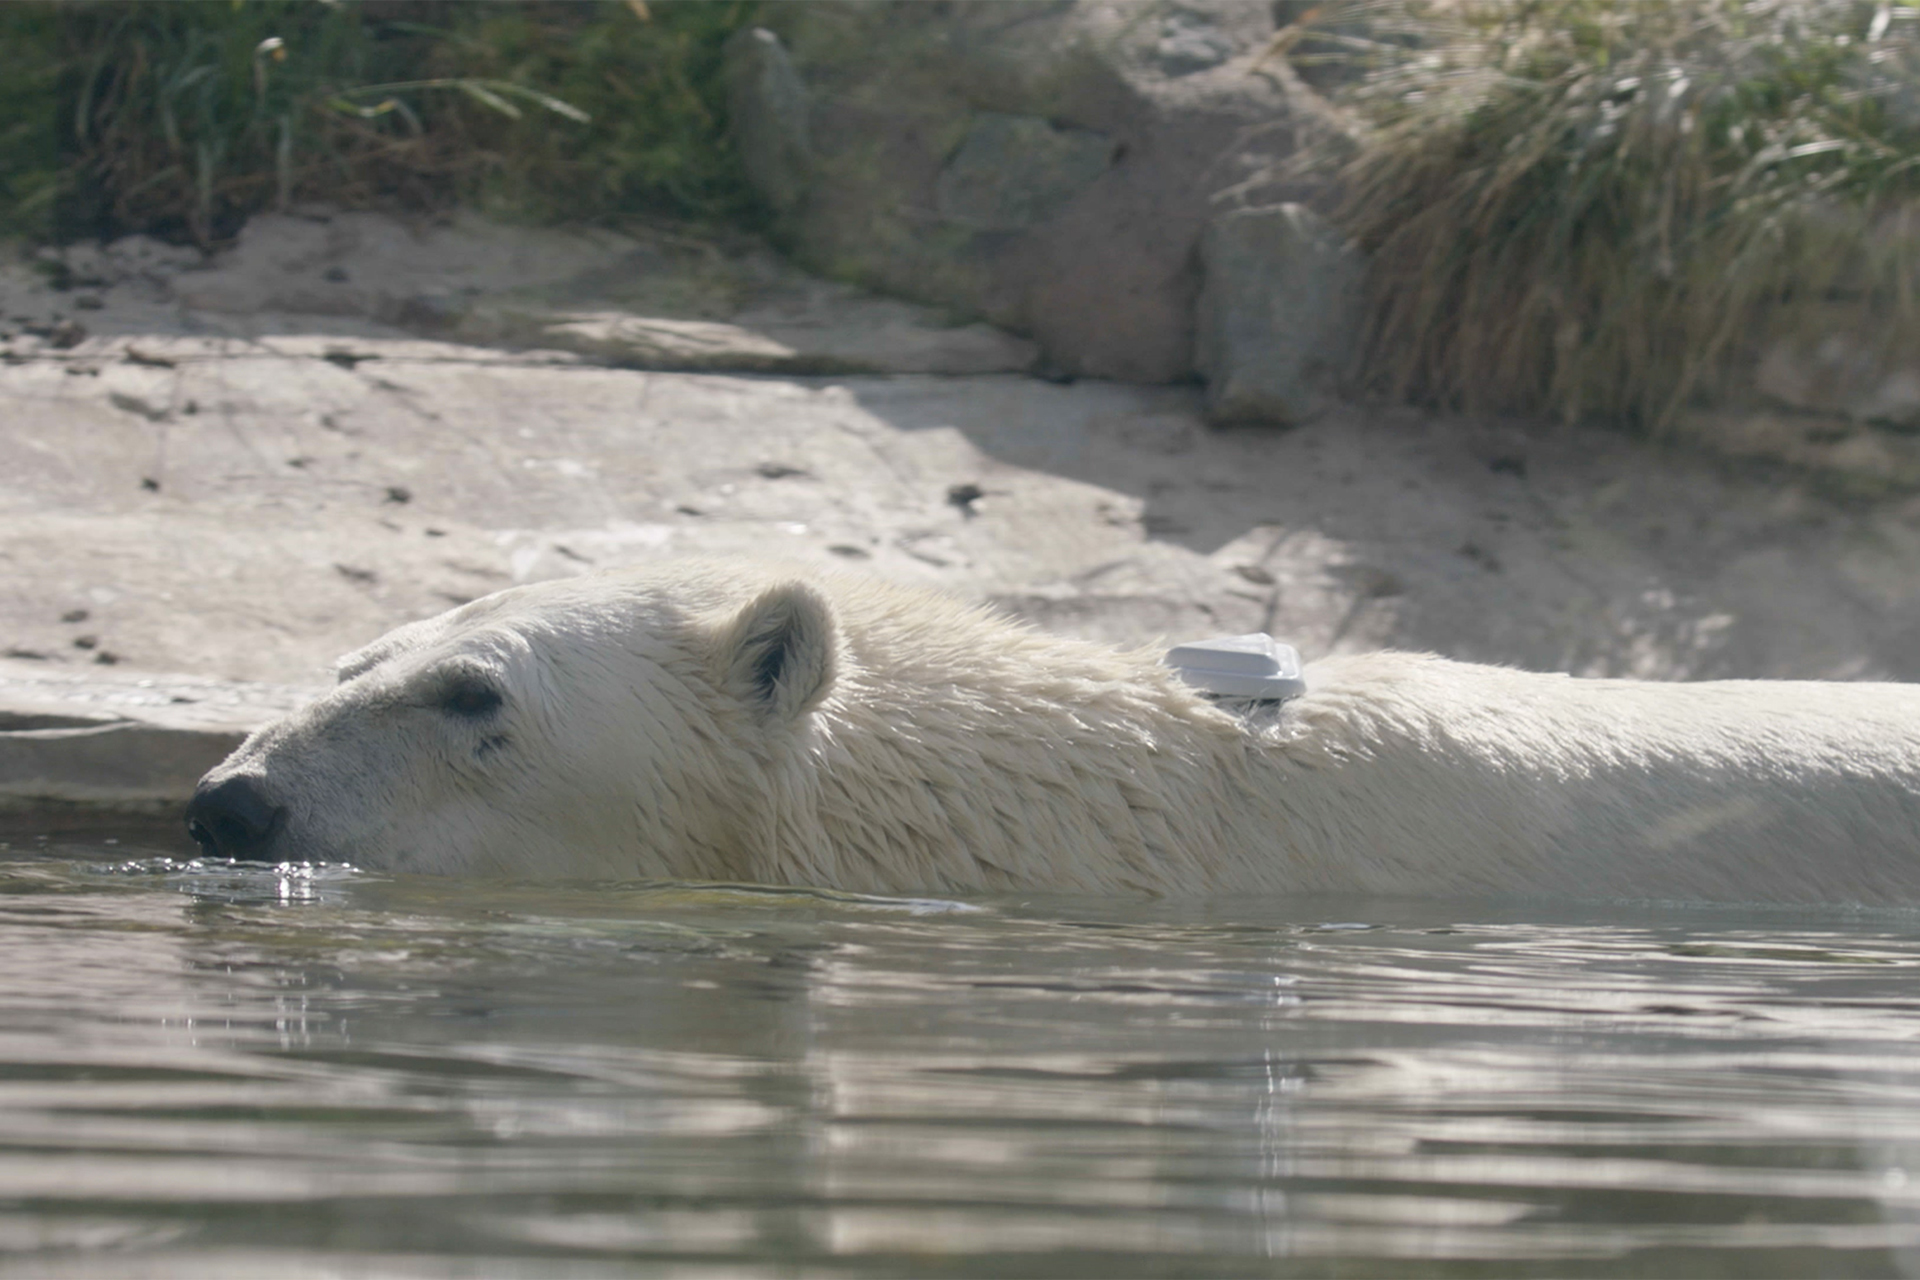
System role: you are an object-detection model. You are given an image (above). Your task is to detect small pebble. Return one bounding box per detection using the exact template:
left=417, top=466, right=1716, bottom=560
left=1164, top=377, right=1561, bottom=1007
left=946, top=483, right=984, bottom=514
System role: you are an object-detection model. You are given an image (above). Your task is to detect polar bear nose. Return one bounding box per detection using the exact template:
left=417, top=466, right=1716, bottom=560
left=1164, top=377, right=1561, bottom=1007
left=185, top=775, right=285, bottom=861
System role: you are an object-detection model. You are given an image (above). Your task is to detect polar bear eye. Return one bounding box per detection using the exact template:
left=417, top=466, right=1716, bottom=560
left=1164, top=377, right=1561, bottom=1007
left=437, top=677, right=504, bottom=719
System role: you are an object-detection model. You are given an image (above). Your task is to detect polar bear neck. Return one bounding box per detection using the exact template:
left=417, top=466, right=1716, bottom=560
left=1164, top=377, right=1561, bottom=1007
left=751, top=614, right=1299, bottom=895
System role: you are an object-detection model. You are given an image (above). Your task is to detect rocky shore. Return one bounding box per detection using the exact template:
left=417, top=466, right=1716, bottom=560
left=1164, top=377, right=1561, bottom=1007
left=6, top=205, right=1920, bottom=817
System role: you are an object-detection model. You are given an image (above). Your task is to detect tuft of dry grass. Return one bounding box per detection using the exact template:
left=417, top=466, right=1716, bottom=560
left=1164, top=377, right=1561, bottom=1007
left=1286, top=0, right=1920, bottom=428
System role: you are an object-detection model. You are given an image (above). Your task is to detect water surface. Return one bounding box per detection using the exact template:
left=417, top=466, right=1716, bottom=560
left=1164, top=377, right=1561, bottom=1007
left=2, top=820, right=1920, bottom=1277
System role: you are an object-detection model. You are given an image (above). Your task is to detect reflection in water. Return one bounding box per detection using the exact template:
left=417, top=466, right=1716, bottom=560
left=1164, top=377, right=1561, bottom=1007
left=0, top=831, right=1916, bottom=1276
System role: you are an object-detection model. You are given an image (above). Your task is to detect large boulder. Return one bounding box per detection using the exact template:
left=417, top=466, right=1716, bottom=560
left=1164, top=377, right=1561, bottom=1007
left=729, top=1, right=1335, bottom=383
left=1668, top=296, right=1920, bottom=492
left=1195, top=203, right=1364, bottom=425
left=1753, top=303, right=1920, bottom=430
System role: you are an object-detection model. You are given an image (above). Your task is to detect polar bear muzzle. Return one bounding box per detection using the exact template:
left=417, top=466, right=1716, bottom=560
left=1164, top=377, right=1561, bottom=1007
left=185, top=773, right=287, bottom=861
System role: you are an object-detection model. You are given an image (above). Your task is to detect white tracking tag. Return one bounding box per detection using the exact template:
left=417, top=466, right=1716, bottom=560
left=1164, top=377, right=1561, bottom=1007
left=1163, top=633, right=1307, bottom=702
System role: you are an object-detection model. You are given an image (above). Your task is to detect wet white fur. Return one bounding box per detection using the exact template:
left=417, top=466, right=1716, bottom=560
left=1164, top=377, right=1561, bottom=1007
left=199, top=560, right=1920, bottom=903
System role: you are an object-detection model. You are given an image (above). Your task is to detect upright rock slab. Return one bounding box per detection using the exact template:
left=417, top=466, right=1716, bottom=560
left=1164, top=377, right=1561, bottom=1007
left=0, top=663, right=317, bottom=813
left=1196, top=204, right=1365, bottom=425
left=724, top=27, right=814, bottom=215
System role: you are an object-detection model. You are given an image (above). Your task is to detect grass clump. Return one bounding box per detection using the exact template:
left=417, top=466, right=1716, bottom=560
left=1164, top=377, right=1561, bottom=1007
left=407, top=3, right=758, bottom=227
left=0, top=0, right=761, bottom=247
left=1284, top=0, right=1920, bottom=428
left=0, top=4, right=69, bottom=238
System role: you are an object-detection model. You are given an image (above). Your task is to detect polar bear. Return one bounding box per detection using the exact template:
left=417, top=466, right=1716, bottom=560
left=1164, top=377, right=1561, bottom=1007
left=185, top=559, right=1920, bottom=903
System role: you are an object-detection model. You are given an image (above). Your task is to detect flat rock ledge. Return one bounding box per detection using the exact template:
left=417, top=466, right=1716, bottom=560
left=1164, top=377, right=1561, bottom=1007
left=0, top=661, right=315, bottom=814
left=162, top=210, right=1039, bottom=377
left=11, top=208, right=1920, bottom=822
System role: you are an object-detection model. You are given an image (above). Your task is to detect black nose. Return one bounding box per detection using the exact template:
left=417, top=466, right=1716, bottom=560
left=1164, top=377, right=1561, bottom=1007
left=185, top=775, right=285, bottom=860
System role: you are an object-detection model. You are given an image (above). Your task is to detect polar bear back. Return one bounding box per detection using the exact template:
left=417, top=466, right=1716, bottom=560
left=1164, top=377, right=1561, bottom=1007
left=1267, top=654, right=1920, bottom=902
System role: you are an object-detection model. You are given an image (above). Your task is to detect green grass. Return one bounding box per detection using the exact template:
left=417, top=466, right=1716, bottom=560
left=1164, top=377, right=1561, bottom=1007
left=0, top=4, right=68, bottom=238
left=0, top=0, right=762, bottom=245
left=1286, top=0, right=1920, bottom=428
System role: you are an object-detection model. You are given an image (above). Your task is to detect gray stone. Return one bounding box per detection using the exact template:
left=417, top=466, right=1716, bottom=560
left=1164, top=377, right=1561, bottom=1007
left=1154, top=11, right=1237, bottom=76
left=0, top=663, right=317, bottom=812
left=724, top=28, right=813, bottom=214
left=0, top=721, right=240, bottom=812
left=1671, top=409, right=1920, bottom=491
left=1680, top=295, right=1920, bottom=480
left=492, top=302, right=1034, bottom=376
left=1754, top=313, right=1920, bottom=431
left=934, top=113, right=1116, bottom=231
left=760, top=0, right=1323, bottom=382
left=1196, top=203, right=1365, bottom=425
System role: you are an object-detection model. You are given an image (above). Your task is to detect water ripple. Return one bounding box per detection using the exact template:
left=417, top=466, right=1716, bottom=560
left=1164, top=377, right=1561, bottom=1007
left=0, top=843, right=1915, bottom=1275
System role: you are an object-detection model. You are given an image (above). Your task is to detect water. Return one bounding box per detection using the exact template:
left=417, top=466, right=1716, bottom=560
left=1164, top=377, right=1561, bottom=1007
left=3, top=822, right=1920, bottom=1277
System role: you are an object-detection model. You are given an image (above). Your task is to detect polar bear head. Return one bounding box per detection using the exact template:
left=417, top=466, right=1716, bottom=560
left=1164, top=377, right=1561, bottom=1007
left=185, top=564, right=841, bottom=877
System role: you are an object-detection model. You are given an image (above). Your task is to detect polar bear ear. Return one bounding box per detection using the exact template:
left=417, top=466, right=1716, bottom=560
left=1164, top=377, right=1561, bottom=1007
left=714, top=582, right=838, bottom=723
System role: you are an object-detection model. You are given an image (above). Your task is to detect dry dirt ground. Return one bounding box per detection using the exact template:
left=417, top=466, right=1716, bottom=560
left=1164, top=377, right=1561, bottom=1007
left=6, top=212, right=1920, bottom=808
